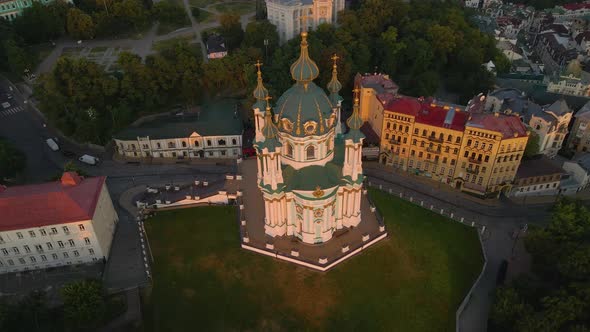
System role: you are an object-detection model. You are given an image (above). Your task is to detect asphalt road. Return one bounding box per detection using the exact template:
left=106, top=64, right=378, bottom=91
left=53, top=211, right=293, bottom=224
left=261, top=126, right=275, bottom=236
left=0, top=78, right=62, bottom=183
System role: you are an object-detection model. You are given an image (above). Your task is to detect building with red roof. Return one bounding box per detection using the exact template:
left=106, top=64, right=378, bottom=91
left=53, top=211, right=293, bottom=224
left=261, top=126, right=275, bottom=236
left=0, top=173, right=118, bottom=274
left=358, top=73, right=530, bottom=196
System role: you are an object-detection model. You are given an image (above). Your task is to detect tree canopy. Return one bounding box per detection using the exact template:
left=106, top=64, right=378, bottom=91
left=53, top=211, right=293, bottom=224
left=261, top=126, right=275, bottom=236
left=524, top=130, right=540, bottom=159
left=61, top=280, right=106, bottom=329
left=489, top=198, right=590, bottom=331
left=0, top=138, right=26, bottom=181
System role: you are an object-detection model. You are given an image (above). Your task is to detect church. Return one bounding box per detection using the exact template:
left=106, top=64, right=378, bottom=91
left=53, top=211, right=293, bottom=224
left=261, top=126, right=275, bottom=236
left=252, top=32, right=365, bottom=245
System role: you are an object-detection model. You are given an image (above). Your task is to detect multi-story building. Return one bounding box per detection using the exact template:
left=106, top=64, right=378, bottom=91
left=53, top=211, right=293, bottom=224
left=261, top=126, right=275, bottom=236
left=510, top=157, right=563, bottom=197
left=378, top=96, right=529, bottom=196
left=485, top=88, right=572, bottom=158
left=0, top=172, right=118, bottom=274
left=114, top=101, right=244, bottom=160
left=567, top=100, right=590, bottom=152
left=0, top=0, right=71, bottom=21
left=356, top=73, right=399, bottom=141
left=265, top=0, right=345, bottom=43
left=546, top=73, right=590, bottom=96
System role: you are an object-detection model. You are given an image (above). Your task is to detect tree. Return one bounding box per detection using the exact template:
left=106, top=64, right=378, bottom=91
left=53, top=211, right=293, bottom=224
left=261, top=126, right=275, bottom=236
left=12, top=1, right=68, bottom=44
left=0, top=138, right=26, bottom=180
left=2, top=40, right=34, bottom=76
left=524, top=130, right=540, bottom=158
left=113, top=0, right=149, bottom=31
left=243, top=20, right=279, bottom=59
left=152, top=0, right=186, bottom=25
left=61, top=280, right=105, bottom=329
left=67, top=8, right=95, bottom=39
left=219, top=13, right=244, bottom=51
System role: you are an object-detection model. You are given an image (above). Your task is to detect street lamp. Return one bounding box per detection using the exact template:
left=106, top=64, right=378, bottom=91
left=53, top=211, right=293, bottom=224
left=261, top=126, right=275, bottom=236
left=264, top=39, right=269, bottom=62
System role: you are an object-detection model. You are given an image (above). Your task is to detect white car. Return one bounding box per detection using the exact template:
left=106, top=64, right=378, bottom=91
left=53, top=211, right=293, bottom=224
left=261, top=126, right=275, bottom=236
left=45, top=138, right=59, bottom=151
left=79, top=154, right=99, bottom=165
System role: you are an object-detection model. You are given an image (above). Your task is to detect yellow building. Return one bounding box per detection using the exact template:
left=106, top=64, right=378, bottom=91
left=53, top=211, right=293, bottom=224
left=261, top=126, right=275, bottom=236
left=357, top=73, right=530, bottom=196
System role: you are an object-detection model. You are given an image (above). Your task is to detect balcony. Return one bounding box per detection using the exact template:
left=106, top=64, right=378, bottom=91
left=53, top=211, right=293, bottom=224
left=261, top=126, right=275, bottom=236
left=426, top=147, right=441, bottom=154
left=468, top=157, right=482, bottom=164
left=427, top=136, right=444, bottom=143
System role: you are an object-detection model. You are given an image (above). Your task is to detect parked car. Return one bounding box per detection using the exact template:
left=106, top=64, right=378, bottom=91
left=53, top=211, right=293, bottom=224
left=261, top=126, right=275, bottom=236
left=45, top=138, right=59, bottom=151
left=79, top=154, right=99, bottom=165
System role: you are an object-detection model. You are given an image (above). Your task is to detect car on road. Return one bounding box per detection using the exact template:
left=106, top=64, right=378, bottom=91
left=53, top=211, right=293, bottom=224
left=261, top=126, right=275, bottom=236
left=79, top=154, right=99, bottom=165
left=46, top=138, right=59, bottom=151
left=1, top=102, right=10, bottom=109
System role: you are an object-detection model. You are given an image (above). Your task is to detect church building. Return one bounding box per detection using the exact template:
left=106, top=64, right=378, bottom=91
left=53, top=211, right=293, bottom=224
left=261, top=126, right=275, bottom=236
left=252, top=32, right=365, bottom=244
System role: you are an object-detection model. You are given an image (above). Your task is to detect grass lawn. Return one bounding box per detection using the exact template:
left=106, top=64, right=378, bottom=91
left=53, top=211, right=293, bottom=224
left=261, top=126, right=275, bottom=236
left=143, top=189, right=483, bottom=332
left=212, top=1, right=255, bottom=15
left=194, top=8, right=216, bottom=23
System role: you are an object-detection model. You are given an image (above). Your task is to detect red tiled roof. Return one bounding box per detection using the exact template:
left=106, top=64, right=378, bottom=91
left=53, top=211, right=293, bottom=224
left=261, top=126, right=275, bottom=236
left=385, top=97, right=468, bottom=131
left=466, top=113, right=528, bottom=138
left=0, top=175, right=106, bottom=232
left=563, top=3, right=590, bottom=11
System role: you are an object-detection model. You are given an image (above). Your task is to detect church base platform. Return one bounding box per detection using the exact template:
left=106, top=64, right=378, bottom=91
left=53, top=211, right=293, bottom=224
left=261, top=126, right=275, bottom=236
left=239, top=158, right=387, bottom=271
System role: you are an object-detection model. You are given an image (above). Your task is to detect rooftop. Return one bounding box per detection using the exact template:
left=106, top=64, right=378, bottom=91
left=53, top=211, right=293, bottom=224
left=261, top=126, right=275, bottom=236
left=385, top=97, right=468, bottom=131
left=0, top=173, right=106, bottom=232
left=466, top=113, right=528, bottom=138
left=113, top=100, right=243, bottom=140
left=516, top=157, right=564, bottom=179
left=206, top=34, right=227, bottom=54
left=357, top=73, right=399, bottom=105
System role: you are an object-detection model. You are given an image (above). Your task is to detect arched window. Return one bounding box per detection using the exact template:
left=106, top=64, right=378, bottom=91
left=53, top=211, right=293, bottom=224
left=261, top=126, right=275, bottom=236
left=181, top=141, right=187, bottom=148
left=306, top=145, right=315, bottom=160
left=536, top=124, right=541, bottom=130
left=232, top=138, right=237, bottom=145
left=286, top=143, right=293, bottom=157
left=194, top=141, right=199, bottom=147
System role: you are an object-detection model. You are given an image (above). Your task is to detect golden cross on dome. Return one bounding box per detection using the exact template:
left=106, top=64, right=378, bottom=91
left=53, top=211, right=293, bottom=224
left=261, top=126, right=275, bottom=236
left=331, top=54, right=340, bottom=63
left=300, top=13, right=312, bottom=33
left=264, top=95, right=272, bottom=109
left=352, top=87, right=360, bottom=104
left=255, top=60, right=263, bottom=72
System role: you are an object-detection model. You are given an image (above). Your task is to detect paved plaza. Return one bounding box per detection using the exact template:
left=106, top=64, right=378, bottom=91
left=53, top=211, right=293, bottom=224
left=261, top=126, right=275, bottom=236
left=239, top=158, right=386, bottom=270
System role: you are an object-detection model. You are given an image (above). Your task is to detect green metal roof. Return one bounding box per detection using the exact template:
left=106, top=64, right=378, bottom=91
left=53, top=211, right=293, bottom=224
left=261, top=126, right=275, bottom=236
left=275, top=82, right=333, bottom=137
left=282, top=162, right=343, bottom=191
left=113, top=99, right=243, bottom=140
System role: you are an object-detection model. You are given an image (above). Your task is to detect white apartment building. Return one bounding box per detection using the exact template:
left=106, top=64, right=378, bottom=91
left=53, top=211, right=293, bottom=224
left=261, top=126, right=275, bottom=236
left=266, top=0, right=345, bottom=43
left=114, top=101, right=244, bottom=160
left=0, top=173, right=118, bottom=274
left=547, top=74, right=590, bottom=97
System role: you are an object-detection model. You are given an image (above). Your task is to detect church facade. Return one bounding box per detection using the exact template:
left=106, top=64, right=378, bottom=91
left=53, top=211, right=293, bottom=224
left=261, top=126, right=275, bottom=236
left=252, top=32, right=365, bottom=244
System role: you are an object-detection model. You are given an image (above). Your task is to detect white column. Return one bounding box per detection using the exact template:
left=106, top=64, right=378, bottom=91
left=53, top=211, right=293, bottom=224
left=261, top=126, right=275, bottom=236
left=264, top=200, right=270, bottom=225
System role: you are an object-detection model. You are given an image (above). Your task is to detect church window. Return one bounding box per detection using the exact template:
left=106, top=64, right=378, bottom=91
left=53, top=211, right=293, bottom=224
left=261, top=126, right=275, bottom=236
left=168, top=142, right=175, bottom=148
left=218, top=139, right=226, bottom=146
left=286, top=143, right=293, bottom=158
left=306, top=145, right=315, bottom=160
left=232, top=138, right=237, bottom=145
left=181, top=141, right=187, bottom=148
left=194, top=141, right=199, bottom=147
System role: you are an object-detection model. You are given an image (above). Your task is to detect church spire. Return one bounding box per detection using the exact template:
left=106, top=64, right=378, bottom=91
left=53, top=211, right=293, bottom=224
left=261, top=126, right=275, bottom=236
left=327, top=54, right=342, bottom=100
left=253, top=60, right=269, bottom=101
left=347, top=87, right=363, bottom=131
left=261, top=96, right=280, bottom=141
left=290, top=32, right=319, bottom=84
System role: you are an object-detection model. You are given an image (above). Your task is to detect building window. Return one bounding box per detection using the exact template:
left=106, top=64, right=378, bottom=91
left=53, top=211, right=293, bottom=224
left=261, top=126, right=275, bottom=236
left=306, top=145, right=315, bottom=160
left=157, top=143, right=161, bottom=149
left=208, top=151, right=213, bottom=156
left=41, top=255, right=47, bottom=261
left=218, top=139, right=226, bottom=146
left=286, top=143, right=293, bottom=158
left=68, top=239, right=75, bottom=247
left=58, top=241, right=64, bottom=248
left=35, top=245, right=43, bottom=252
left=40, top=229, right=47, bottom=236
left=456, top=137, right=461, bottom=144
left=89, top=248, right=95, bottom=255
left=16, top=232, right=23, bottom=239
left=18, top=258, right=25, bottom=264
left=414, top=128, right=419, bottom=135
left=12, top=247, right=19, bottom=254
left=194, top=141, right=199, bottom=147
left=52, top=253, right=58, bottom=260
left=30, top=256, right=36, bottom=263
left=232, top=138, right=237, bottom=145
left=7, top=259, right=13, bottom=266
left=418, top=151, right=423, bottom=158
left=207, top=140, right=212, bottom=146
left=63, top=252, right=69, bottom=258
left=46, top=242, right=53, bottom=250
left=182, top=141, right=187, bottom=148
left=62, top=226, right=69, bottom=234
left=221, top=151, right=226, bottom=156
left=78, top=224, right=85, bottom=231
left=73, top=250, right=79, bottom=257
left=1, top=248, right=7, bottom=255
left=28, top=231, right=35, bottom=238
left=24, top=245, right=31, bottom=253
left=84, top=237, right=91, bottom=245
left=464, top=151, right=469, bottom=158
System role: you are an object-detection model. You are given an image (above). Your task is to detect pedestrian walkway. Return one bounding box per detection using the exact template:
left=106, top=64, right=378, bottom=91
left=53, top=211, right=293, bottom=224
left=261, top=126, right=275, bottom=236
left=0, top=105, right=24, bottom=117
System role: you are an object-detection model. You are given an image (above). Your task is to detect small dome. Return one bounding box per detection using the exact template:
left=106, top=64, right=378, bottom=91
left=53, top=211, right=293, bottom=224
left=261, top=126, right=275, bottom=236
left=290, top=32, right=319, bottom=83
left=253, top=61, right=269, bottom=101
left=275, top=82, right=333, bottom=137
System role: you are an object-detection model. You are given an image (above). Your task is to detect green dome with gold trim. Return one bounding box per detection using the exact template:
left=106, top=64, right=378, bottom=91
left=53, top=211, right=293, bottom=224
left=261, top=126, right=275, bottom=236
left=290, top=32, right=319, bottom=82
